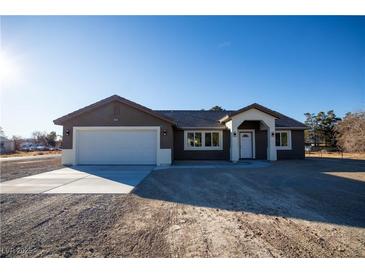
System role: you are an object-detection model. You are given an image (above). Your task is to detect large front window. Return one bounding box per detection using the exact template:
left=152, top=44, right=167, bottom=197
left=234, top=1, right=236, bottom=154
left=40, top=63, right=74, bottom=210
left=185, top=131, right=222, bottom=150
left=275, top=130, right=291, bottom=150
left=187, top=132, right=202, bottom=147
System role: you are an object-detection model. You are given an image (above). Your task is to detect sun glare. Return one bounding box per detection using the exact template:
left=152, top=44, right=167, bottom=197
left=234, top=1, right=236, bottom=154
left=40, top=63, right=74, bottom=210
left=0, top=50, right=19, bottom=84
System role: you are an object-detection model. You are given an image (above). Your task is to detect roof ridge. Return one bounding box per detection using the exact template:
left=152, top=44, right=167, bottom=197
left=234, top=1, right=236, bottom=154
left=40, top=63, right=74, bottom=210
left=54, top=94, right=176, bottom=125
left=155, top=109, right=232, bottom=112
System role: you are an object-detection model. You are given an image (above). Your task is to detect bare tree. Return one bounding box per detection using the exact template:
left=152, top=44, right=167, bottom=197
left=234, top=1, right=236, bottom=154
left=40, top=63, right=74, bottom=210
left=32, top=131, right=48, bottom=145
left=336, top=111, right=365, bottom=152
left=11, top=135, right=23, bottom=150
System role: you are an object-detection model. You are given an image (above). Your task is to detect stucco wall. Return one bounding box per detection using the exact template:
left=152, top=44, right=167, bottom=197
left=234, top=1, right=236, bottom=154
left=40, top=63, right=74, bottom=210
left=173, top=129, right=230, bottom=160
left=277, top=130, right=305, bottom=159
left=61, top=101, right=173, bottom=150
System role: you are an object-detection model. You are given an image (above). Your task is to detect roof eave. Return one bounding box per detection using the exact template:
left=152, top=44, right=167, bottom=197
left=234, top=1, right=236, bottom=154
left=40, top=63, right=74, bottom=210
left=275, top=126, right=308, bottom=130
left=177, top=126, right=228, bottom=130
left=218, top=115, right=230, bottom=123
left=218, top=105, right=281, bottom=122
left=53, top=95, right=177, bottom=126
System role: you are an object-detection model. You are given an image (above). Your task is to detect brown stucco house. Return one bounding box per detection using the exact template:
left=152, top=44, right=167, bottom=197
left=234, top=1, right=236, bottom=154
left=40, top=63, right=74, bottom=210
left=54, top=95, right=306, bottom=165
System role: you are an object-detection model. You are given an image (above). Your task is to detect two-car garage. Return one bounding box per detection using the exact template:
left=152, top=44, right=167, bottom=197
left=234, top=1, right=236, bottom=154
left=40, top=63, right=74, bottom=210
left=53, top=95, right=175, bottom=166
left=75, top=127, right=158, bottom=165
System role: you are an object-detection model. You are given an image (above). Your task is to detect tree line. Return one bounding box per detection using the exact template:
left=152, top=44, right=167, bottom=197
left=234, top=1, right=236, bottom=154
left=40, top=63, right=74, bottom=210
left=8, top=131, right=61, bottom=150
left=304, top=110, right=365, bottom=152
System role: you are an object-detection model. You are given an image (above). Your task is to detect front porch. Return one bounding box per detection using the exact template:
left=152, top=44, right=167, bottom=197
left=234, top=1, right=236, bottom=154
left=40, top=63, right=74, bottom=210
left=223, top=108, right=277, bottom=161
left=237, top=120, right=268, bottom=160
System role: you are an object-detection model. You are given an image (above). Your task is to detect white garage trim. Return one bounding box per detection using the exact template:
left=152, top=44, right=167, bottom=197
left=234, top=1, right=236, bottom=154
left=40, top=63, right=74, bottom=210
left=69, top=126, right=166, bottom=165
left=61, top=149, right=74, bottom=165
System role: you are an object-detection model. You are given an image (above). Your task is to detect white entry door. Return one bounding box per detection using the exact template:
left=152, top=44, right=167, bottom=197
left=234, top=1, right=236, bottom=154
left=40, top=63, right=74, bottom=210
left=240, top=132, right=253, bottom=159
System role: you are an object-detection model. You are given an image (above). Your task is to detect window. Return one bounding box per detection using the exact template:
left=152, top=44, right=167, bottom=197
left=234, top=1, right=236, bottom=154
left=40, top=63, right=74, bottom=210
left=185, top=131, right=222, bottom=150
left=204, top=132, right=220, bottom=147
left=275, top=130, right=291, bottom=150
left=194, top=132, right=202, bottom=147
left=187, top=132, right=194, bottom=147
left=212, top=132, right=219, bottom=146
left=187, top=132, right=202, bottom=147
left=205, top=132, right=212, bottom=146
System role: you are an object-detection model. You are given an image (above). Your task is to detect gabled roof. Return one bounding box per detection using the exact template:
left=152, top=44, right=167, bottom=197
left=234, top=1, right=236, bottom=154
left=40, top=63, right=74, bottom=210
left=54, top=95, right=306, bottom=129
left=219, top=103, right=281, bottom=122
left=53, top=95, right=176, bottom=125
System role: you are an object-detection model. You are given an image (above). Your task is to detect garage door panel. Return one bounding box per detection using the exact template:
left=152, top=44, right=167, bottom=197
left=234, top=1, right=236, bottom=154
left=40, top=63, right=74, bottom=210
left=76, top=129, right=157, bottom=165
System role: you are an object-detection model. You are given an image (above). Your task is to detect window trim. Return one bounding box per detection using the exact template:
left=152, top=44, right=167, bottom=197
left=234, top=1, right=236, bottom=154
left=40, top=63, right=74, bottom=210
left=184, top=130, right=223, bottom=151
left=275, top=130, right=292, bottom=150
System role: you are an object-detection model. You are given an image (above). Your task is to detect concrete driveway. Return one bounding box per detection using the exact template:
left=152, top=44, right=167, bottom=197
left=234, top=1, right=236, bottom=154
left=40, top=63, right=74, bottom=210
left=0, top=165, right=154, bottom=194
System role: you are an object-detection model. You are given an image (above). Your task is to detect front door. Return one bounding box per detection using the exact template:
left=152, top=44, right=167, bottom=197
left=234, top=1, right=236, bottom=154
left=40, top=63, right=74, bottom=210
left=240, top=132, right=253, bottom=159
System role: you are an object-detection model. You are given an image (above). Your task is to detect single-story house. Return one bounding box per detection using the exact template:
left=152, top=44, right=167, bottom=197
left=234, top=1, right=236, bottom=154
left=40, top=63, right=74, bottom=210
left=54, top=95, right=306, bottom=165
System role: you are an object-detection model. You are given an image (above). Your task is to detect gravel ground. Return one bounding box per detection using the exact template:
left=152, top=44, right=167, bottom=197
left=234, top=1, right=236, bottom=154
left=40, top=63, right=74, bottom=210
left=1, top=158, right=365, bottom=257
left=0, top=157, right=62, bottom=182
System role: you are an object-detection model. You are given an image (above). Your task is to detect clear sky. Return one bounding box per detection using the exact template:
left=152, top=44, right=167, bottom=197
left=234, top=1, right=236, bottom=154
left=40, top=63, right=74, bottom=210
left=1, top=16, right=364, bottom=138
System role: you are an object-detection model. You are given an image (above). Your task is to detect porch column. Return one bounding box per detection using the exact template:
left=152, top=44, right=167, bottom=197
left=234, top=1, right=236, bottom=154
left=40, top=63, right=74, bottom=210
left=226, top=120, right=239, bottom=162
left=231, top=126, right=240, bottom=162
left=267, top=127, right=277, bottom=161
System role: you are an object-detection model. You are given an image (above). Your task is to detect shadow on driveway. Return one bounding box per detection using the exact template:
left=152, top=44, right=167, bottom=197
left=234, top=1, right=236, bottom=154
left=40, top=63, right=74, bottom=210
left=132, top=158, right=365, bottom=228
left=69, top=165, right=155, bottom=187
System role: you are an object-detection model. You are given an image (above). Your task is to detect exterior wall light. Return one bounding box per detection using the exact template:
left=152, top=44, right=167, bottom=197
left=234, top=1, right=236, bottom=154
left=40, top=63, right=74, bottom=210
left=163, top=129, right=167, bottom=136
left=271, top=132, right=275, bottom=137
left=66, top=129, right=70, bottom=136
left=233, top=131, right=237, bottom=136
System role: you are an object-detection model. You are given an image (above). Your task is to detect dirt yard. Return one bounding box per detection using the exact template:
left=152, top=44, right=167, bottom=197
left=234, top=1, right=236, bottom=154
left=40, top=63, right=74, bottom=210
left=1, top=158, right=365, bottom=258
left=306, top=151, right=365, bottom=160
left=0, top=156, right=62, bottom=182
left=0, top=150, right=61, bottom=158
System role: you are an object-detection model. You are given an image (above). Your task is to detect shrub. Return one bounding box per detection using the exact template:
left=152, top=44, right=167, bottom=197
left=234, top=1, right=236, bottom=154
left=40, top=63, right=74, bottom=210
left=336, top=112, right=365, bottom=152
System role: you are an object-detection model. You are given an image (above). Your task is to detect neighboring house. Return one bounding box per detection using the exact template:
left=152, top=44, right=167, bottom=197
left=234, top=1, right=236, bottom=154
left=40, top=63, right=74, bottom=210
left=54, top=95, right=306, bottom=165
left=0, top=136, right=15, bottom=154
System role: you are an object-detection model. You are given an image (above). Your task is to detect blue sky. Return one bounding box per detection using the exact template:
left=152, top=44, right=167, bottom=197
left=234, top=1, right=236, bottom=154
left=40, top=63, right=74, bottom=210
left=1, top=16, right=364, bottom=137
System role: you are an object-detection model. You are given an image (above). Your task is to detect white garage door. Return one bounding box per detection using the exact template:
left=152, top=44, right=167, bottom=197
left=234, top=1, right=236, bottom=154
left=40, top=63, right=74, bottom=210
left=76, top=128, right=157, bottom=165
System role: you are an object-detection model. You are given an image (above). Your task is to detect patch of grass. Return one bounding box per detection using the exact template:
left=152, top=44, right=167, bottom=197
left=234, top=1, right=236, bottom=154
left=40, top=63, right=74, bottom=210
left=0, top=150, right=61, bottom=158
left=306, top=151, right=365, bottom=160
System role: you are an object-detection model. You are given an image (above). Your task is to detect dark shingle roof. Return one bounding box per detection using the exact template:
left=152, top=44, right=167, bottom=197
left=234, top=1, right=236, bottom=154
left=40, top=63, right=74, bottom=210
left=155, top=110, right=232, bottom=128
left=273, top=112, right=307, bottom=128
left=156, top=109, right=306, bottom=129
left=53, top=94, right=306, bottom=129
